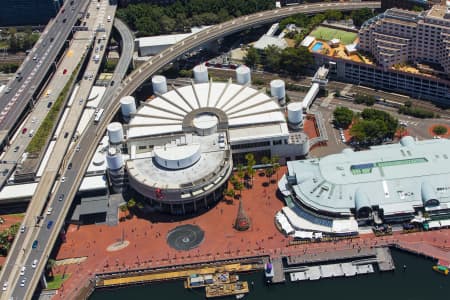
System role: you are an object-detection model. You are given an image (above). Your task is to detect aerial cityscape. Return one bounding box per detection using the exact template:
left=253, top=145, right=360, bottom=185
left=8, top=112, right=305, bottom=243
left=0, top=0, right=449, bottom=299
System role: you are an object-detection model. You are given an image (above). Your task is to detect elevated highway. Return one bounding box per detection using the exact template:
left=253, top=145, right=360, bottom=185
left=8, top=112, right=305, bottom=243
left=0, top=0, right=90, bottom=150
left=0, top=2, right=380, bottom=299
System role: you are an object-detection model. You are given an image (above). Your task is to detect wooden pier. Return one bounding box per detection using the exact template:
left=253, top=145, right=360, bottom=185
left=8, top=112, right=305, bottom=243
left=271, top=257, right=286, bottom=283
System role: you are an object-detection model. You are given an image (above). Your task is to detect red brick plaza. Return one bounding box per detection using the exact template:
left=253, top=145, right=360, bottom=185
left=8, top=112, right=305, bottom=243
left=52, top=166, right=450, bottom=299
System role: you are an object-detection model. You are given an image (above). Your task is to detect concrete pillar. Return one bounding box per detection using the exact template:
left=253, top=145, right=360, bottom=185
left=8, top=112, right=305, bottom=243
left=41, top=273, right=48, bottom=289
left=182, top=202, right=185, bottom=215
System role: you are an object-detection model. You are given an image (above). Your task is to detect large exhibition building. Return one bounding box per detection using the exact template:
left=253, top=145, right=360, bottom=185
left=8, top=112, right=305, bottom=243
left=102, top=66, right=314, bottom=214
left=279, top=136, right=450, bottom=227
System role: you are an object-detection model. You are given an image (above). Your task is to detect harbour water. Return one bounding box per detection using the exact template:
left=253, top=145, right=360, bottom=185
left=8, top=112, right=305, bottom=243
left=89, top=249, right=450, bottom=300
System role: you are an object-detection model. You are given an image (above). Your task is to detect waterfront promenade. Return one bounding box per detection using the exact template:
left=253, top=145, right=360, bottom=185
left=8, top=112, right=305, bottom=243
left=50, top=167, right=450, bottom=299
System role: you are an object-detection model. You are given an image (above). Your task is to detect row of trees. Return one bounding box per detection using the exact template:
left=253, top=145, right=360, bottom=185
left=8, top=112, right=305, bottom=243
left=354, top=93, right=376, bottom=106
left=244, top=45, right=313, bottom=75
left=117, top=0, right=275, bottom=36
left=223, top=153, right=280, bottom=201
left=398, top=105, right=437, bottom=119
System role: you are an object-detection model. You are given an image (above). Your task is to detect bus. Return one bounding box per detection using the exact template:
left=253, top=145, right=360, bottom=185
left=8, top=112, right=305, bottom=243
left=94, top=108, right=104, bottom=123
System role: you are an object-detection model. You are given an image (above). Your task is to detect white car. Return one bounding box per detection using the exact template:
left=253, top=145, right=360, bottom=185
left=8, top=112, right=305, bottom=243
left=61, top=176, right=66, bottom=183
left=20, top=226, right=26, bottom=233
left=20, top=266, right=26, bottom=276
left=20, top=278, right=26, bottom=287
left=2, top=282, right=7, bottom=291
left=47, top=207, right=53, bottom=215
left=32, top=259, right=38, bottom=269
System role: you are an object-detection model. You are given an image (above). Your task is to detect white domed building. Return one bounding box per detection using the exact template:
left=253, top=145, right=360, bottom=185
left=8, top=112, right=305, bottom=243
left=114, top=73, right=309, bottom=214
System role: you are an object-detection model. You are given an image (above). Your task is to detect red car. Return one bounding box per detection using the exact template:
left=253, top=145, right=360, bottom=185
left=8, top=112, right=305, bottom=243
left=22, top=128, right=27, bottom=134
left=63, top=69, right=68, bottom=75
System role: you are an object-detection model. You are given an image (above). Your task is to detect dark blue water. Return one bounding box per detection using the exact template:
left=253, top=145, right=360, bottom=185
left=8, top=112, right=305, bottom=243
left=90, top=249, right=450, bottom=300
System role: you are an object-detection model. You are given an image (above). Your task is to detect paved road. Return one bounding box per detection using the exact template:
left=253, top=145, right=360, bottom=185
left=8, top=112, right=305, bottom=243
left=0, top=0, right=89, bottom=149
left=0, top=2, right=380, bottom=299
left=0, top=2, right=107, bottom=191
left=0, top=1, right=118, bottom=299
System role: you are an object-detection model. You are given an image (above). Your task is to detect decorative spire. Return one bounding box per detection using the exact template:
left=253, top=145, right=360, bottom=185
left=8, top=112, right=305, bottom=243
left=234, top=200, right=251, bottom=231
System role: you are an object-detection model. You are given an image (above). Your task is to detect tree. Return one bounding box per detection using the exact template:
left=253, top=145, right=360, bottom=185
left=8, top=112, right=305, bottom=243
left=127, top=198, right=136, bottom=209
left=224, top=188, right=235, bottom=199
left=237, top=164, right=245, bottom=185
left=324, top=10, right=343, bottom=21
left=279, top=47, right=313, bottom=75
left=244, top=46, right=260, bottom=68
left=264, top=45, right=282, bottom=72
left=46, top=259, right=56, bottom=278
left=433, top=125, right=448, bottom=135
left=351, top=8, right=375, bottom=27
left=333, top=106, right=354, bottom=129
left=271, top=156, right=280, bottom=180
left=235, top=182, right=244, bottom=197
left=261, top=156, right=270, bottom=166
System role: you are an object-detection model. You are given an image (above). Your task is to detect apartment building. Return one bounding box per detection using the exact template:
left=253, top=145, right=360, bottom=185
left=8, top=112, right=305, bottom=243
left=358, top=4, right=450, bottom=74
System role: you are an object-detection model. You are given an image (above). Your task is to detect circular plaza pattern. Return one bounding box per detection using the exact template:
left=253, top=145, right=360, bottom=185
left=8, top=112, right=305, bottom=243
left=167, top=224, right=205, bottom=251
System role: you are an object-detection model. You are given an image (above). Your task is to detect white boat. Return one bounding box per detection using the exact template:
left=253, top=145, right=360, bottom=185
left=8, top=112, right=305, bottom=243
left=236, top=294, right=245, bottom=299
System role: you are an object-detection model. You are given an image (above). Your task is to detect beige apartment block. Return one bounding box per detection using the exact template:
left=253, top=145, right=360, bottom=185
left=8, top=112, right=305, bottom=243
left=359, top=4, right=450, bottom=74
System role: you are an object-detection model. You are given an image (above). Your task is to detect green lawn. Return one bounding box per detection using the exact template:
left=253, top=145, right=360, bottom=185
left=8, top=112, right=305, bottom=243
left=310, top=26, right=357, bottom=45
left=45, top=274, right=70, bottom=290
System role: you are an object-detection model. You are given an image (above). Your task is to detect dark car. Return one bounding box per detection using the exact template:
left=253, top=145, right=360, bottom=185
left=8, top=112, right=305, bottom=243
left=47, top=221, right=54, bottom=230
left=64, top=132, right=69, bottom=139
left=58, top=194, right=64, bottom=201
left=62, top=18, right=67, bottom=23
left=110, top=80, right=115, bottom=86
left=32, top=240, right=38, bottom=249
left=47, top=102, right=52, bottom=108
left=68, top=162, right=72, bottom=170
left=50, top=37, right=54, bottom=42
left=63, top=69, right=68, bottom=75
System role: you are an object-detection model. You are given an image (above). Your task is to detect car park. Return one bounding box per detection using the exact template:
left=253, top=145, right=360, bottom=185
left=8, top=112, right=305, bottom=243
left=32, top=240, right=38, bottom=249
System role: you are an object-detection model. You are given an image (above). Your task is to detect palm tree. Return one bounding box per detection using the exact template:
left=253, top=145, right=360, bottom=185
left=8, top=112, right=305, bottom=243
left=224, top=188, right=236, bottom=201
left=271, top=156, right=280, bottom=181
left=237, top=164, right=245, bottom=184
left=235, top=182, right=244, bottom=198
left=245, top=153, right=256, bottom=186
left=261, top=156, right=270, bottom=166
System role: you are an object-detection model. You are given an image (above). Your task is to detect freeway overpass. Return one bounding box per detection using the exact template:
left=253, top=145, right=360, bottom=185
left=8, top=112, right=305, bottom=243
left=0, top=0, right=90, bottom=151
left=0, top=2, right=380, bottom=299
